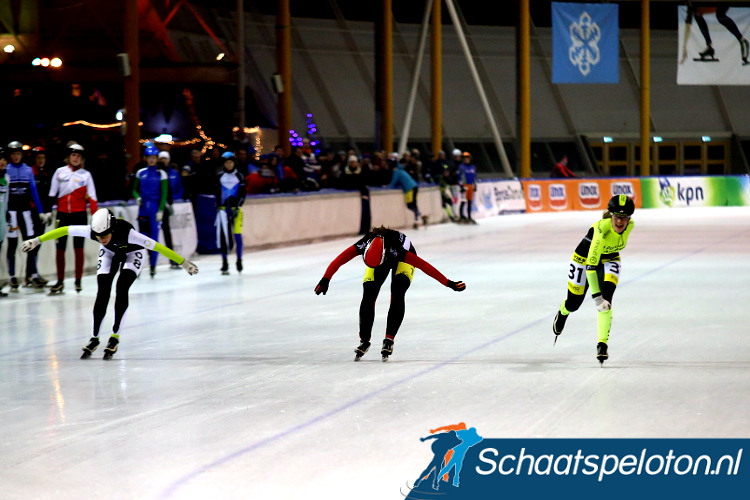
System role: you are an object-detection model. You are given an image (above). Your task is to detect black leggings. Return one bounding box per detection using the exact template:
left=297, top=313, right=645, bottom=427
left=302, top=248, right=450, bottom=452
left=359, top=265, right=412, bottom=342
left=563, top=267, right=616, bottom=314
left=92, top=266, right=138, bottom=337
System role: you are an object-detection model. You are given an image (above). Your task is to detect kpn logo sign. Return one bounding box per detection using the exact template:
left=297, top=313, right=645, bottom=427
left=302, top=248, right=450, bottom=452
left=404, top=425, right=749, bottom=499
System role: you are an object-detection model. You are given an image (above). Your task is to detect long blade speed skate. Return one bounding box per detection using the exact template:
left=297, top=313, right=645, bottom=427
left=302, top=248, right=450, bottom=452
left=354, top=341, right=371, bottom=361
left=381, top=338, right=394, bottom=362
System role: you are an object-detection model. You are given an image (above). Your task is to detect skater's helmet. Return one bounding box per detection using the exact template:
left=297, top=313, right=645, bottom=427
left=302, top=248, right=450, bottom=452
left=144, top=145, right=160, bottom=157
left=91, top=208, right=116, bottom=237
left=607, top=194, right=635, bottom=217
left=68, top=143, right=84, bottom=156
left=363, top=236, right=385, bottom=268
left=7, top=141, right=23, bottom=152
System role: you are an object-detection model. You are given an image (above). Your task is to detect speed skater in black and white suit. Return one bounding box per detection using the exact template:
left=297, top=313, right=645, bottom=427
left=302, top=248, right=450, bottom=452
left=22, top=208, right=199, bottom=359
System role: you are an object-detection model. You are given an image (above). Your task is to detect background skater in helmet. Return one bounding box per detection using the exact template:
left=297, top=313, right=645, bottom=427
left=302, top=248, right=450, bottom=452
left=48, top=144, right=98, bottom=294
left=552, top=195, right=635, bottom=365
left=133, top=144, right=168, bottom=278
left=22, top=209, right=199, bottom=359
left=216, top=152, right=246, bottom=274
left=315, top=225, right=466, bottom=361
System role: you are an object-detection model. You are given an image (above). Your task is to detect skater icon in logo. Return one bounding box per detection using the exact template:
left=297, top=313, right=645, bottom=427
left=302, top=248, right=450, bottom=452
left=413, top=423, right=484, bottom=491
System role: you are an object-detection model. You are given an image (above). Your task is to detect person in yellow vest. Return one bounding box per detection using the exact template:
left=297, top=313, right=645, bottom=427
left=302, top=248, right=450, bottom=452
left=552, top=195, right=635, bottom=365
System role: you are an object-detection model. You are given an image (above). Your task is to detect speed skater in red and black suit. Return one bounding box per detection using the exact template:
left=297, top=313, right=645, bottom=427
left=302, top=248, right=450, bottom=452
left=315, top=225, right=466, bottom=362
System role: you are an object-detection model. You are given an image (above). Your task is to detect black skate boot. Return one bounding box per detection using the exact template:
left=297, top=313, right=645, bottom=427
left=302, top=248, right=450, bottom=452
left=103, top=336, right=119, bottom=360
left=36, top=275, right=49, bottom=287
left=381, top=338, right=394, bottom=362
left=236, top=259, right=243, bottom=273
left=81, top=337, right=100, bottom=359
left=596, top=342, right=608, bottom=366
left=695, top=45, right=718, bottom=62
left=74, top=279, right=82, bottom=293
left=150, top=266, right=156, bottom=279
left=354, top=340, right=371, bottom=361
left=49, top=280, right=64, bottom=295
left=9, top=277, right=19, bottom=293
left=553, top=311, right=568, bottom=345
left=221, top=259, right=229, bottom=275
left=30, top=277, right=46, bottom=291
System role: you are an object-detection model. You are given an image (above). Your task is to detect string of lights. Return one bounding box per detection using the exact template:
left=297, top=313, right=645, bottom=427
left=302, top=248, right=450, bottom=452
left=232, top=126, right=263, bottom=159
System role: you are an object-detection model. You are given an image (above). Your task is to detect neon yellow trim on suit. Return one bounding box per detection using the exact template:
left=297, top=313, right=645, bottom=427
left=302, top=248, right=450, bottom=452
left=233, top=207, right=244, bottom=234
left=404, top=189, right=414, bottom=204
left=585, top=218, right=634, bottom=295
left=38, top=226, right=69, bottom=243
left=363, top=261, right=415, bottom=283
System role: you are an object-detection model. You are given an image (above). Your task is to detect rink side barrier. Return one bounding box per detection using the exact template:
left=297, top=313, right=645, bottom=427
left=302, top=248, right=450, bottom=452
left=0, top=201, right=197, bottom=283
left=520, top=175, right=750, bottom=212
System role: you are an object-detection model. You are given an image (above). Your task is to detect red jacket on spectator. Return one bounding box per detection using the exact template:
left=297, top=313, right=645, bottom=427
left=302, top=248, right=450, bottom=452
left=550, top=156, right=577, bottom=178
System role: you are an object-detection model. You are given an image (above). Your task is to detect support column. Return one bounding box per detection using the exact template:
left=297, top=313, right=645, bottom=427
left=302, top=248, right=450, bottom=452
left=518, top=0, right=531, bottom=178
left=276, top=0, right=292, bottom=156
left=123, top=0, right=140, bottom=176
left=431, top=0, right=442, bottom=157
left=376, top=0, right=394, bottom=153
left=640, top=0, right=651, bottom=176
left=237, top=0, right=246, bottom=129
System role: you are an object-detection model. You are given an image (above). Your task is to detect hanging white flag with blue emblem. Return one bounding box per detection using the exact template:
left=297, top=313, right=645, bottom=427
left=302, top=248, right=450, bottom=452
left=552, top=2, right=619, bottom=83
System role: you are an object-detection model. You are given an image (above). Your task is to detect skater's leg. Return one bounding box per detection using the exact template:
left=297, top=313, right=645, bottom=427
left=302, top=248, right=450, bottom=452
left=93, top=271, right=116, bottom=336
left=695, top=14, right=712, bottom=46
left=385, top=264, right=414, bottom=339
left=7, top=233, right=17, bottom=278
left=112, top=269, right=138, bottom=334
left=359, top=266, right=389, bottom=342
left=56, top=230, right=68, bottom=282
left=147, top=214, right=160, bottom=268
left=716, top=7, right=744, bottom=41
left=554, top=252, right=588, bottom=335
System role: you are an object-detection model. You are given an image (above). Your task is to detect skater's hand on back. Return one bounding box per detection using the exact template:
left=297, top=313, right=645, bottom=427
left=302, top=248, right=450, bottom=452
left=181, top=260, right=199, bottom=275
left=446, top=280, right=466, bottom=292
left=593, top=294, right=611, bottom=312
left=22, top=237, right=41, bottom=252
left=315, top=277, right=330, bottom=295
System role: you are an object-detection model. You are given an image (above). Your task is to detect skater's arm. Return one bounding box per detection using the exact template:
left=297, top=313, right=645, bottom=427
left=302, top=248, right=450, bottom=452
left=403, top=252, right=448, bottom=285
left=127, top=229, right=185, bottom=264
left=37, top=226, right=69, bottom=243
left=86, top=173, right=99, bottom=212
left=323, top=246, right=358, bottom=279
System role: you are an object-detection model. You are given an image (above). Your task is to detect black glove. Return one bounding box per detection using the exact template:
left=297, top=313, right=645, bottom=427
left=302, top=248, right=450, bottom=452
left=446, top=280, right=466, bottom=292
left=315, top=277, right=330, bottom=295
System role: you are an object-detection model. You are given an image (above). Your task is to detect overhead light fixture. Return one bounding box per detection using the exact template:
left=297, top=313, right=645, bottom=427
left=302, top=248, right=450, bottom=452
left=701, top=136, right=711, bottom=142
left=50, top=57, right=62, bottom=67
left=3, top=44, right=14, bottom=53
left=31, top=58, right=41, bottom=66
left=216, top=53, right=225, bottom=61
left=115, top=109, right=124, bottom=121
left=40, top=57, right=50, bottom=67
left=603, top=136, right=613, bottom=143
left=653, top=136, right=663, bottom=143
left=154, top=134, right=173, bottom=143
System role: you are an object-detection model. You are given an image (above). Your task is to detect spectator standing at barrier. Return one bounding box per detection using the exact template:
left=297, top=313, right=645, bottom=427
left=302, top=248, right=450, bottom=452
left=300, top=139, right=321, bottom=191
left=245, top=155, right=278, bottom=195
left=6, top=141, right=52, bottom=291
left=158, top=151, right=183, bottom=270
left=407, top=148, right=423, bottom=183
left=339, top=155, right=365, bottom=191
left=133, top=144, right=168, bottom=278
left=283, top=146, right=306, bottom=190
left=457, top=152, right=478, bottom=225
left=550, top=155, right=578, bottom=179
left=0, top=148, right=9, bottom=296
left=31, top=147, right=55, bottom=214
left=216, top=152, right=245, bottom=275
left=267, top=152, right=284, bottom=183
left=430, top=150, right=450, bottom=184
left=234, top=148, right=252, bottom=176
left=552, top=195, right=635, bottom=366
left=207, top=147, right=225, bottom=175
left=389, top=160, right=427, bottom=229
left=438, top=166, right=459, bottom=223
left=48, top=143, right=98, bottom=294
left=181, top=149, right=202, bottom=200
left=314, top=225, right=466, bottom=361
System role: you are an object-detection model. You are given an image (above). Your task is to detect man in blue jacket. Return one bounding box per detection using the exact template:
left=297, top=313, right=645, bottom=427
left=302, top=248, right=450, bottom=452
left=389, top=161, right=428, bottom=229
left=133, top=145, right=168, bottom=278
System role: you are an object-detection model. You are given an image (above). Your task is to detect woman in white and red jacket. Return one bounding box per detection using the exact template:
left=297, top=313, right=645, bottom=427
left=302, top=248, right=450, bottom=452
left=48, top=143, right=98, bottom=294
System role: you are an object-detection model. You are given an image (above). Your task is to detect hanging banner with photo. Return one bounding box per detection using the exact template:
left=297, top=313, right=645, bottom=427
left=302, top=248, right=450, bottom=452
left=552, top=2, right=619, bottom=83
left=678, top=5, right=750, bottom=85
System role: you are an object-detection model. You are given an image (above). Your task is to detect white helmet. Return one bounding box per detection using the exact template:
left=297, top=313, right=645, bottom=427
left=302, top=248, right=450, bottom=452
left=451, top=148, right=461, bottom=157
left=91, top=209, right=116, bottom=237
left=68, top=143, right=85, bottom=155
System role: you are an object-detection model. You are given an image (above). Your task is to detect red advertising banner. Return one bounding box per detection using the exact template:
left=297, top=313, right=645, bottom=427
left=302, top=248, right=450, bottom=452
left=521, top=178, right=642, bottom=212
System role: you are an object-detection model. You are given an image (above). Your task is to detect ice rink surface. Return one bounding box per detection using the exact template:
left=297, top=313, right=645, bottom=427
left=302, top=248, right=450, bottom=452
left=1, top=207, right=749, bottom=499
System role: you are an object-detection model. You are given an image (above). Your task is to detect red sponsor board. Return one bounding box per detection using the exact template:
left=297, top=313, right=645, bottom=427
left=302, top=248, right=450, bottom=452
left=521, top=179, right=642, bottom=212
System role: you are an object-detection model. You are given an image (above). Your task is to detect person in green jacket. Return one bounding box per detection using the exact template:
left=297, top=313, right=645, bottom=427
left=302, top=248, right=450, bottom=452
left=552, top=195, right=635, bottom=365
left=22, top=208, right=198, bottom=360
